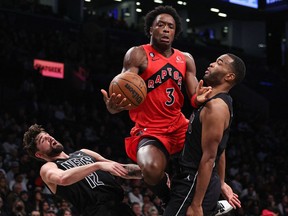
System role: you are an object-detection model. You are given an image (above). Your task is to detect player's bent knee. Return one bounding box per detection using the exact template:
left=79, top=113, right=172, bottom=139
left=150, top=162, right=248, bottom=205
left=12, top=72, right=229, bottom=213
left=141, top=162, right=165, bottom=185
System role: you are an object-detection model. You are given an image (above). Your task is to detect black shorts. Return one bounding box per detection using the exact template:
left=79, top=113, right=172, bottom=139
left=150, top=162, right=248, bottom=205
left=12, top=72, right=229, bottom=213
left=138, top=137, right=170, bottom=160
left=163, top=171, right=221, bottom=216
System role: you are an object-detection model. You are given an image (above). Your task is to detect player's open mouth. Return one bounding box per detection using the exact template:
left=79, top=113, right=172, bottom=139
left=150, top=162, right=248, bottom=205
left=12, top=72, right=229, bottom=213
left=51, top=140, right=58, bottom=146
left=161, top=36, right=170, bottom=42
left=205, top=69, right=210, bottom=75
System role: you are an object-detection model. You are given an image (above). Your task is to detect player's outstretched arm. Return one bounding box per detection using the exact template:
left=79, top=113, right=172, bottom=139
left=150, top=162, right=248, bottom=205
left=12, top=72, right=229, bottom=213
left=83, top=149, right=142, bottom=180
left=218, top=139, right=241, bottom=210
left=101, top=46, right=145, bottom=114
left=40, top=159, right=128, bottom=192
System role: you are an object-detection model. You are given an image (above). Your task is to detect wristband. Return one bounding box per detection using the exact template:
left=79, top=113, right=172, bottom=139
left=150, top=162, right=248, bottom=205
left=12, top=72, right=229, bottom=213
left=190, top=94, right=198, bottom=108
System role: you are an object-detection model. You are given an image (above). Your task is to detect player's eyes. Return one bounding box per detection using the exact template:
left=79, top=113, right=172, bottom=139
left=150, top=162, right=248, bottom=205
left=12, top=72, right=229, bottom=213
left=216, top=60, right=223, bottom=65
left=42, top=136, right=49, bottom=143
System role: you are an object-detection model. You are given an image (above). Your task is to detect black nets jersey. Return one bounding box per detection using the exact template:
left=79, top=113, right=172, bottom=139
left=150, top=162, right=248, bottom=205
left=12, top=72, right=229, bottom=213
left=51, top=151, right=124, bottom=215
left=179, top=93, right=233, bottom=171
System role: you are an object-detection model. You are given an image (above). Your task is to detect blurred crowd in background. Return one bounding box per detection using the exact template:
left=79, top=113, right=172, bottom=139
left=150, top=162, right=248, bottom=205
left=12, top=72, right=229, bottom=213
left=0, top=2, right=288, bottom=216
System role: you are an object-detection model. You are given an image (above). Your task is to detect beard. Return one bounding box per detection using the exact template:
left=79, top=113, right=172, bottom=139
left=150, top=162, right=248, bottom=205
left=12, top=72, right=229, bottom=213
left=203, top=72, right=223, bottom=86
left=46, top=143, right=64, bottom=157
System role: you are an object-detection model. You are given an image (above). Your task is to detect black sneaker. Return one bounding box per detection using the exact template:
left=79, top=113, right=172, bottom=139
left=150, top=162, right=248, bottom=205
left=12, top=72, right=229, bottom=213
left=215, top=200, right=233, bottom=215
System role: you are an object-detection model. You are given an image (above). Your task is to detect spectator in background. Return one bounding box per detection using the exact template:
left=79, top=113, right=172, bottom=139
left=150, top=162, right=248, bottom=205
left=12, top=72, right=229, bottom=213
left=230, top=173, right=243, bottom=195
left=42, top=200, right=52, bottom=214
left=18, top=153, right=34, bottom=177
left=0, top=175, right=9, bottom=199
left=265, top=193, right=277, bottom=209
left=43, top=209, right=57, bottom=216
left=261, top=207, right=281, bottom=216
left=57, top=208, right=73, bottom=216
left=11, top=198, right=26, bottom=216
left=29, top=190, right=44, bottom=212
left=148, top=206, right=159, bottom=216
left=142, top=194, right=154, bottom=210
left=0, top=195, right=9, bottom=216
left=6, top=161, right=20, bottom=183
left=57, top=199, right=74, bottom=215
left=6, top=182, right=24, bottom=210
left=9, top=173, right=28, bottom=191
left=142, top=202, right=152, bottom=216
left=240, top=183, right=259, bottom=210
left=152, top=196, right=164, bottom=215
left=277, top=194, right=288, bottom=216
left=19, top=190, right=33, bottom=214
left=122, top=192, right=131, bottom=206
left=30, top=210, right=41, bottom=216
left=2, top=133, right=18, bottom=159
left=0, top=155, right=5, bottom=170
left=131, top=202, right=143, bottom=216
left=129, top=186, right=144, bottom=208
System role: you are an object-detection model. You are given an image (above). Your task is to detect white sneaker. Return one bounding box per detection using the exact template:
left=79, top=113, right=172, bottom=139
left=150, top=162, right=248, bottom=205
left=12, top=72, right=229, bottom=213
left=215, top=200, right=233, bottom=215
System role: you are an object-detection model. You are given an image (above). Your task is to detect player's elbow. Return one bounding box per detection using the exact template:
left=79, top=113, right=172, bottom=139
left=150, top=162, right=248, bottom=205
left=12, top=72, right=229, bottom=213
left=202, top=153, right=217, bottom=166
left=57, top=174, right=72, bottom=186
left=204, top=156, right=216, bottom=166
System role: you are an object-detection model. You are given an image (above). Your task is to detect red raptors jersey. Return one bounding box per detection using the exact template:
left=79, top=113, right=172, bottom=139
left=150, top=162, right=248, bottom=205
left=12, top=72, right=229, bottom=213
left=129, top=44, right=186, bottom=128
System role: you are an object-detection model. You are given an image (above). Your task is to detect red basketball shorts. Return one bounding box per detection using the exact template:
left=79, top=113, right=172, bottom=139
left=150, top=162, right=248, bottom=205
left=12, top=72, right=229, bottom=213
left=125, top=114, right=189, bottom=162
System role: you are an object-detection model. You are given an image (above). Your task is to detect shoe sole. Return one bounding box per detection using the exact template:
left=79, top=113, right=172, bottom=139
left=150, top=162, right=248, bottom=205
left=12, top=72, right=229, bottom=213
left=215, top=200, right=233, bottom=215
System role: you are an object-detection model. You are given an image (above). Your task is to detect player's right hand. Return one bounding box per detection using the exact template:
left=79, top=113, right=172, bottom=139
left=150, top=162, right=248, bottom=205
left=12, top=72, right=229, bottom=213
left=221, top=182, right=241, bottom=209
left=97, top=161, right=128, bottom=177
left=101, top=89, right=131, bottom=114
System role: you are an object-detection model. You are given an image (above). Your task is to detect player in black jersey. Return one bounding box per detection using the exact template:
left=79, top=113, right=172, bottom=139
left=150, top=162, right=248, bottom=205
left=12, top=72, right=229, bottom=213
left=23, top=124, right=141, bottom=216
left=163, top=53, right=246, bottom=216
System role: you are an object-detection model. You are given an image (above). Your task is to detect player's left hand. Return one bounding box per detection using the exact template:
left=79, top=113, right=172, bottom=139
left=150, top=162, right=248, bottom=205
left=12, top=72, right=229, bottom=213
left=196, top=80, right=212, bottom=104
left=221, top=182, right=241, bottom=209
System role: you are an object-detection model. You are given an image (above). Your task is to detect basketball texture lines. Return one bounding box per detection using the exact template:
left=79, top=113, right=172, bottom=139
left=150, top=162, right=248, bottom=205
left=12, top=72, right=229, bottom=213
left=109, top=72, right=147, bottom=109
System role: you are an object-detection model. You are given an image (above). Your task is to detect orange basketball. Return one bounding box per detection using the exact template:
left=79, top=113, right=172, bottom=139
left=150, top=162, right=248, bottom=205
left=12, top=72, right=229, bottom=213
left=109, top=72, right=147, bottom=109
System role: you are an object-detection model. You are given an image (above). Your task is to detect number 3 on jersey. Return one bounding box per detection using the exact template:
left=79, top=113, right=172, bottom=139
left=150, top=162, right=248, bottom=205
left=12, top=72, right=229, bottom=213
left=165, top=88, right=175, bottom=106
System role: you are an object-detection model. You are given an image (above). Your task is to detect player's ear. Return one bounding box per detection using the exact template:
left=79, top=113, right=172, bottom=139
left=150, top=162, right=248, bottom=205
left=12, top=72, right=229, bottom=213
left=35, top=152, right=42, bottom=159
left=225, top=73, right=235, bottom=81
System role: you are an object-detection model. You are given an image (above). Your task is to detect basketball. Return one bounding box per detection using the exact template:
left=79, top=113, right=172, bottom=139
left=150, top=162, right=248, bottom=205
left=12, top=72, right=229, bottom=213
left=109, top=72, right=147, bottom=109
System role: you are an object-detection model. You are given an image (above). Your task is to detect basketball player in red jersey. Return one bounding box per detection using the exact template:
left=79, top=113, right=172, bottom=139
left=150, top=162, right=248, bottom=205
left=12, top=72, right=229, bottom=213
left=101, top=6, right=239, bottom=212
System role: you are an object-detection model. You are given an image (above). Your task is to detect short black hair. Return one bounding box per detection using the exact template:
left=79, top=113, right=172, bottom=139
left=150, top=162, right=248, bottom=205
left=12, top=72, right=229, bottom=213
left=227, top=53, right=246, bottom=84
left=144, top=5, right=182, bottom=39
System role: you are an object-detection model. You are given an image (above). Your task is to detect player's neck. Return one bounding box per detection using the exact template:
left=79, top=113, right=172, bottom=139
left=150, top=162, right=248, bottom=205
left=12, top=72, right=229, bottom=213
left=47, top=152, right=69, bottom=161
left=151, top=44, right=173, bottom=57
left=210, top=84, right=231, bottom=96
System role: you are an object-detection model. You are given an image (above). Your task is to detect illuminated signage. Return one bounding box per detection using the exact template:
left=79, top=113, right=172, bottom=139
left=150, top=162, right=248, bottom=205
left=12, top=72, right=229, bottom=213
left=266, top=0, right=283, bottom=4
left=34, top=59, right=64, bottom=79
left=225, top=0, right=258, bottom=8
